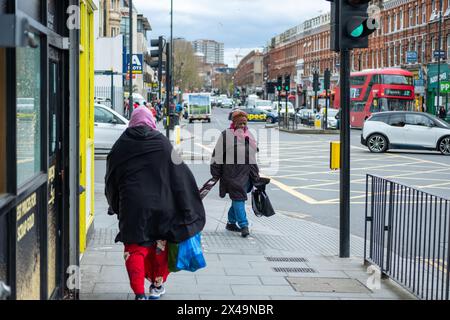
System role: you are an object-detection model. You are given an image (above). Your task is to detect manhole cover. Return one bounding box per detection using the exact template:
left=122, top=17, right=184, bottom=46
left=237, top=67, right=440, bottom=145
left=286, top=277, right=372, bottom=293
left=266, top=257, right=308, bottom=262
left=272, top=267, right=316, bottom=273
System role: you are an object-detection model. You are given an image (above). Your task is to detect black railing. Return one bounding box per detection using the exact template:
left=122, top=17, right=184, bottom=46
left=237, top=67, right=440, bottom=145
left=365, top=174, right=450, bottom=300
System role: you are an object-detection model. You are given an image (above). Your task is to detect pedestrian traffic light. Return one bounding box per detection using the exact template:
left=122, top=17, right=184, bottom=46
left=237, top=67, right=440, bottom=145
left=284, top=75, right=290, bottom=92
left=150, top=36, right=164, bottom=82
left=277, top=76, right=283, bottom=92
left=337, top=0, right=378, bottom=50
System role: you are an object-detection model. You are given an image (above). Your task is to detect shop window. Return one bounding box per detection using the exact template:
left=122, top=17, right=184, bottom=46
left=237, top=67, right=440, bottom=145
left=16, top=42, right=42, bottom=187
left=0, top=49, right=5, bottom=194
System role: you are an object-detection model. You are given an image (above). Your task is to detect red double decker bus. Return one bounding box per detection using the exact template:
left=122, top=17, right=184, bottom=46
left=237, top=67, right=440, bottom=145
left=333, top=68, right=415, bottom=128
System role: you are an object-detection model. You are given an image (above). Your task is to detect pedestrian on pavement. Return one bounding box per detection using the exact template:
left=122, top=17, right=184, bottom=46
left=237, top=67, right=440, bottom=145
left=438, top=106, right=447, bottom=119
left=105, top=106, right=206, bottom=300
left=210, top=110, right=260, bottom=238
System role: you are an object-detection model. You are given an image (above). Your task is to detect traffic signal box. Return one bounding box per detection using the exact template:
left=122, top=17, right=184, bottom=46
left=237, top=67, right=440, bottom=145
left=284, top=75, right=290, bottom=92
left=313, top=72, right=320, bottom=92
left=277, top=76, right=283, bottom=92
left=329, top=0, right=378, bottom=52
left=150, top=36, right=164, bottom=82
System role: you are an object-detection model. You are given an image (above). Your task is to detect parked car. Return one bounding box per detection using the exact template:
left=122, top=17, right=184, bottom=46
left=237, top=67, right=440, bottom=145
left=228, top=108, right=268, bottom=122
left=296, top=108, right=315, bottom=126
left=361, top=111, right=450, bottom=155
left=94, top=103, right=129, bottom=153
left=323, top=108, right=339, bottom=129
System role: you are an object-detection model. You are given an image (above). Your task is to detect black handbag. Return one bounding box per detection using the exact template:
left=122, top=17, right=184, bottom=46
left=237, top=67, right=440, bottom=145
left=251, top=180, right=275, bottom=218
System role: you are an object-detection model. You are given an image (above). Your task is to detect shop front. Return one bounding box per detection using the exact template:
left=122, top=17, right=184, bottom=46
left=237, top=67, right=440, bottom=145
left=426, top=63, right=450, bottom=116
left=0, top=0, right=80, bottom=300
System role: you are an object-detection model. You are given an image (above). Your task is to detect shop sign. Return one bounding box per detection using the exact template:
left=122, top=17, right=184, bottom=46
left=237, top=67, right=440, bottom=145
left=440, top=81, right=450, bottom=93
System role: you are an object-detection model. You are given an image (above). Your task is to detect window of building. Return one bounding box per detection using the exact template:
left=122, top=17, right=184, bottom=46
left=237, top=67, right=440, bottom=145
left=400, top=45, right=403, bottom=65
left=393, top=46, right=397, bottom=65
left=447, top=34, right=450, bottom=61
left=432, top=36, right=435, bottom=61
left=410, top=8, right=414, bottom=27
left=422, top=4, right=427, bottom=24
left=400, top=10, right=403, bottom=29
left=393, top=13, right=397, bottom=32
left=0, top=49, right=5, bottom=195
left=16, top=41, right=42, bottom=187
left=387, top=15, right=390, bottom=33
left=388, top=47, right=391, bottom=66
left=422, top=38, right=426, bottom=62
left=416, top=6, right=420, bottom=25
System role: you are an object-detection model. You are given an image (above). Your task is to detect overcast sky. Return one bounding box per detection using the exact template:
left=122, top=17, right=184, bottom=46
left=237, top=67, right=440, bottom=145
left=133, top=0, right=330, bottom=67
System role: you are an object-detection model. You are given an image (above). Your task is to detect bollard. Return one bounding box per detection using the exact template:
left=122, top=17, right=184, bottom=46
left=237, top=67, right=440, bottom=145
left=174, top=125, right=181, bottom=146
left=330, top=141, right=340, bottom=170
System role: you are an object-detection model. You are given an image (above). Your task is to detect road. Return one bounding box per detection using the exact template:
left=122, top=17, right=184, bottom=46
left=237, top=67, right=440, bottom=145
left=95, top=107, right=450, bottom=239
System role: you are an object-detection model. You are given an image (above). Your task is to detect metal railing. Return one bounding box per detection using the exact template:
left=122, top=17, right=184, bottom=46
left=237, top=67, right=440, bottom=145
left=94, top=86, right=124, bottom=113
left=365, top=174, right=450, bottom=300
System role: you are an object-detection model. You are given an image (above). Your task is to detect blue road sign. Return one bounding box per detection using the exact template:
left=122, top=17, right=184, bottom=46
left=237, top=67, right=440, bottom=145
left=406, top=51, right=418, bottom=64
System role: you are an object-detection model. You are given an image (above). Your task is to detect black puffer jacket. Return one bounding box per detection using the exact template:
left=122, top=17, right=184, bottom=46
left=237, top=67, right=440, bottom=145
left=210, top=129, right=260, bottom=201
left=105, top=126, right=206, bottom=244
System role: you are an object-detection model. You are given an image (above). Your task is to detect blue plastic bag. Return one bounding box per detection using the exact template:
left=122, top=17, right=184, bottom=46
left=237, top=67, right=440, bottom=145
left=176, top=233, right=207, bottom=272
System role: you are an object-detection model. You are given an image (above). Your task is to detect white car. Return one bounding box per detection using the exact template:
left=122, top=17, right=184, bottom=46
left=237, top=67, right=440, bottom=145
left=94, top=104, right=129, bottom=153
left=273, top=101, right=295, bottom=115
left=254, top=100, right=273, bottom=112
left=361, top=111, right=450, bottom=155
left=322, top=108, right=339, bottom=129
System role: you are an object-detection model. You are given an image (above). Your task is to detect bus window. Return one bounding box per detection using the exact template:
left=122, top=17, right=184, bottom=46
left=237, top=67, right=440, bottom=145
left=381, top=75, right=413, bottom=85
left=350, top=76, right=367, bottom=85
left=379, top=98, right=414, bottom=111
left=351, top=101, right=365, bottom=112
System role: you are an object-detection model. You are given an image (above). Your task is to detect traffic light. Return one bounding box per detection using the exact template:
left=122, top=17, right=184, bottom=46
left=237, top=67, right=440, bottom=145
left=324, top=69, right=331, bottom=91
left=150, top=36, right=164, bottom=82
left=284, top=75, right=290, bottom=92
left=276, top=76, right=283, bottom=92
left=329, top=0, right=378, bottom=51
left=340, top=0, right=378, bottom=50
left=313, top=72, right=320, bottom=92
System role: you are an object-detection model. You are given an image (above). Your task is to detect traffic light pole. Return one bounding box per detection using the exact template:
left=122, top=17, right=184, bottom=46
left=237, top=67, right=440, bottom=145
left=339, top=49, right=351, bottom=258
left=128, top=0, right=133, bottom=119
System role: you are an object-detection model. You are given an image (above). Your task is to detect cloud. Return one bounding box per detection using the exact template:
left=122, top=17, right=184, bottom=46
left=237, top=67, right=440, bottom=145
left=135, top=0, right=330, bottom=50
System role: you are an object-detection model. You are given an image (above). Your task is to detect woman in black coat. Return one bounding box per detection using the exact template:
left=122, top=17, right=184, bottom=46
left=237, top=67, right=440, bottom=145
left=105, top=106, right=205, bottom=300
left=210, top=110, right=260, bottom=238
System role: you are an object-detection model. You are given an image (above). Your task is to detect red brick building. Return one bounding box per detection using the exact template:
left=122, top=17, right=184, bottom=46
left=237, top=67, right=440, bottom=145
left=233, top=50, right=264, bottom=95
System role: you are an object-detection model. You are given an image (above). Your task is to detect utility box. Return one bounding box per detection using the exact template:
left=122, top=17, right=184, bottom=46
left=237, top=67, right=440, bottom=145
left=330, top=141, right=340, bottom=170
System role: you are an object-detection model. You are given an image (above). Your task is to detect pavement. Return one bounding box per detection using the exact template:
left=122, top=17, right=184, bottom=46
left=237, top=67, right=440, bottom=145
left=79, top=175, right=417, bottom=300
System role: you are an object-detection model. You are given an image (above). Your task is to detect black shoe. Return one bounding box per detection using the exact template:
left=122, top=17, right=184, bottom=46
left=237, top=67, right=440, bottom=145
left=241, top=227, right=250, bottom=238
left=226, top=223, right=242, bottom=232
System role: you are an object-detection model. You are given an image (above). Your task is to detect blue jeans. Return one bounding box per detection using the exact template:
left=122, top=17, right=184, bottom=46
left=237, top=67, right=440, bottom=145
left=228, top=201, right=249, bottom=229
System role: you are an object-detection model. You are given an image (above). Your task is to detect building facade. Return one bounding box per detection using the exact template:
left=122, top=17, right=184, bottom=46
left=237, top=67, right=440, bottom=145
left=193, top=39, right=225, bottom=65
left=233, top=50, right=264, bottom=96
left=0, top=0, right=92, bottom=300
left=265, top=0, right=450, bottom=115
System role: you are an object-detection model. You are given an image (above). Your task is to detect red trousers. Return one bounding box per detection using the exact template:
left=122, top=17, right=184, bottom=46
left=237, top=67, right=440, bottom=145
left=124, top=243, right=170, bottom=295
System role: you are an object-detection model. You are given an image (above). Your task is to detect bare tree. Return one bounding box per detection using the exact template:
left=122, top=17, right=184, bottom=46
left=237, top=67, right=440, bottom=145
left=173, top=40, right=202, bottom=92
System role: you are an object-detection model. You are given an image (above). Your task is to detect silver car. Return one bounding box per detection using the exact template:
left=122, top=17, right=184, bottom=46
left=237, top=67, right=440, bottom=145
left=94, top=104, right=129, bottom=153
